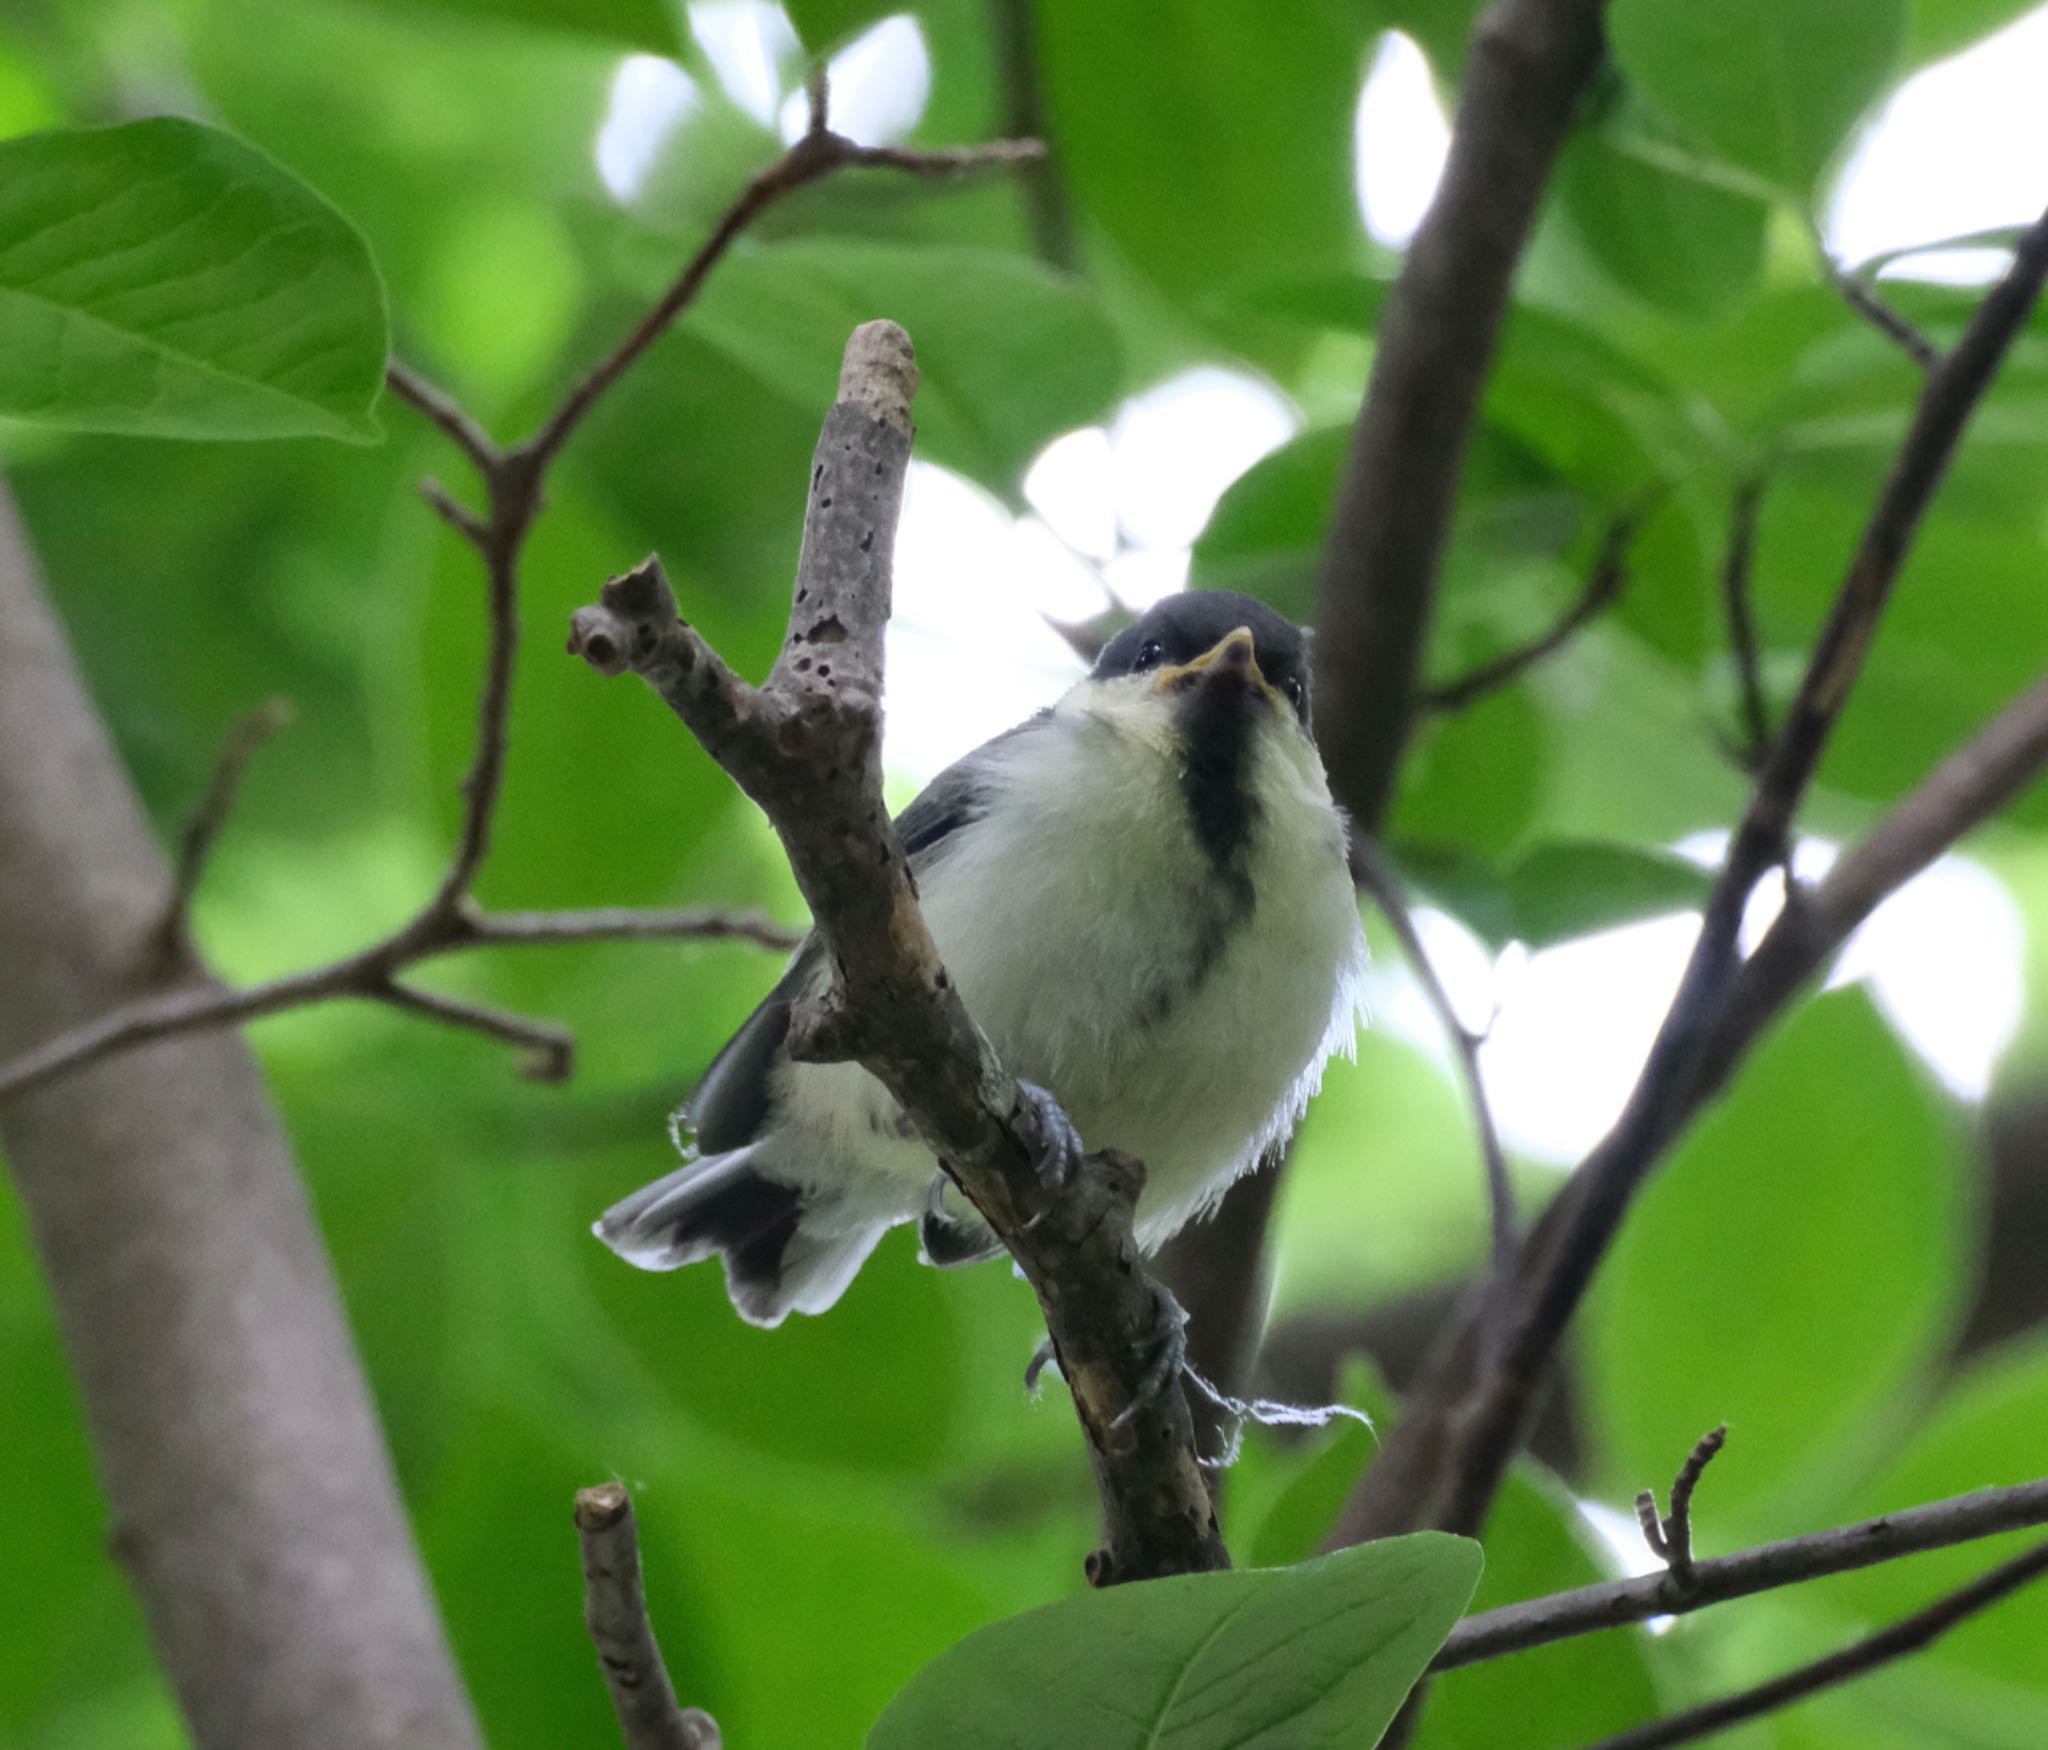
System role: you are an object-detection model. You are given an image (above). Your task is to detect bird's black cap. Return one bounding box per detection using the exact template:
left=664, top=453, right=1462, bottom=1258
left=1093, top=590, right=1312, bottom=726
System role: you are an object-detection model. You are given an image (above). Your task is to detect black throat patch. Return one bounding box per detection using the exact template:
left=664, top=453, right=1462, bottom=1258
left=1178, top=681, right=1260, bottom=913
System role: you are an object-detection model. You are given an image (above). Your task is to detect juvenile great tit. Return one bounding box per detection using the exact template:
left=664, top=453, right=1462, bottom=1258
left=595, top=588, right=1368, bottom=1325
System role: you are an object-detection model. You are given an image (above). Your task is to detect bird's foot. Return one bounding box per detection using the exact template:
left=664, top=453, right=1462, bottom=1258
left=1014, top=1079, right=1084, bottom=1203
left=1110, top=1285, right=1189, bottom=1431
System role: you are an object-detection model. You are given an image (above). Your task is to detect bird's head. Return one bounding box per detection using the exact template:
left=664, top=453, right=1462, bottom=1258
left=1089, top=589, right=1313, bottom=735
left=1078, top=591, right=1322, bottom=874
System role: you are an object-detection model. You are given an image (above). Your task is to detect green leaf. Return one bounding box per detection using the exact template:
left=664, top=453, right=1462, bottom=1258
left=1188, top=424, right=1347, bottom=621
left=1607, top=0, right=1908, bottom=194
left=1393, top=684, right=1550, bottom=863
left=1415, top=1471, right=1662, bottom=1749
left=1501, top=840, right=1712, bottom=946
left=1796, top=1339, right=2048, bottom=1708
left=868, top=1533, right=1483, bottom=1749
left=1586, top=990, right=1970, bottom=1534
left=784, top=0, right=903, bottom=56
left=1035, top=0, right=1369, bottom=302
left=0, top=118, right=386, bottom=442
left=684, top=239, right=1123, bottom=484
left=1907, top=0, right=2041, bottom=64
left=1559, top=116, right=1771, bottom=316
left=1241, top=1359, right=1392, bottom=1569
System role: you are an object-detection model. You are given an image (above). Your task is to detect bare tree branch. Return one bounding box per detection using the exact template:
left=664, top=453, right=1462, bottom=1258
left=1417, top=508, right=1638, bottom=714
left=1720, top=476, right=1773, bottom=771
left=575, top=1485, right=721, bottom=1750
left=1333, top=201, right=2048, bottom=1550
left=518, top=119, right=1040, bottom=471
left=1436, top=1473, right=2048, bottom=1670
left=568, top=323, right=1224, bottom=1583
left=1313, top=0, right=1610, bottom=833
left=0, top=488, right=482, bottom=1750
left=1696, top=663, right=2048, bottom=1099
left=156, top=697, right=291, bottom=961
left=1571, top=1540, right=2048, bottom=1750
left=0, top=903, right=793, bottom=1105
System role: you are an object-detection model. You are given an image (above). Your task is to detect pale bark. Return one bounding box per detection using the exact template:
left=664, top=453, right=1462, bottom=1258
left=0, top=485, right=480, bottom=1750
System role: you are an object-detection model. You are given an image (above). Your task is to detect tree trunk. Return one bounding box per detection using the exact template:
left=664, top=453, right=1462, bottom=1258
left=0, top=485, right=480, bottom=1750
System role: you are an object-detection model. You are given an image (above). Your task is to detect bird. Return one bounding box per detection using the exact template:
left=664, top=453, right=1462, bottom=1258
left=594, top=588, right=1368, bottom=1326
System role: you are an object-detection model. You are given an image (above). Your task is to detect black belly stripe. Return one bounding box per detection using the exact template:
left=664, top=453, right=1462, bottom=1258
left=1179, top=683, right=1259, bottom=917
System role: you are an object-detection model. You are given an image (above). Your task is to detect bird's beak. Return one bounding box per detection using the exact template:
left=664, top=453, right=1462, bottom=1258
left=1152, top=626, right=1276, bottom=704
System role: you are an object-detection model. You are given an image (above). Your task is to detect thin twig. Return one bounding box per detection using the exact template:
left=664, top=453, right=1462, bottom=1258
left=569, top=323, right=1225, bottom=1584
left=460, top=907, right=800, bottom=954
left=1418, top=510, right=1639, bottom=713
left=1570, top=1540, right=2048, bottom=1750
left=1634, top=1425, right=1726, bottom=1583
left=518, top=129, right=1041, bottom=471
left=1819, top=253, right=1940, bottom=372
left=0, top=906, right=791, bottom=1105
left=157, top=698, right=291, bottom=961
left=418, top=477, right=489, bottom=548
left=376, top=981, right=574, bottom=1082
left=1435, top=1472, right=2048, bottom=1670
left=1351, top=836, right=1515, bottom=1367
left=574, top=1485, right=721, bottom=1750
left=1332, top=201, right=2048, bottom=1551
left=383, top=360, right=499, bottom=474
left=1721, top=476, right=1772, bottom=771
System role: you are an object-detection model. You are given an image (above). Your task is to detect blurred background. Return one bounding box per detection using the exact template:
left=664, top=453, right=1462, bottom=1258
left=5, top=0, right=2048, bottom=1744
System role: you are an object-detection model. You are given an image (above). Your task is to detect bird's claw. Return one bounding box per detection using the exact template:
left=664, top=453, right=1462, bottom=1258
left=1110, top=1286, right=1189, bottom=1431
left=1014, top=1079, right=1084, bottom=1197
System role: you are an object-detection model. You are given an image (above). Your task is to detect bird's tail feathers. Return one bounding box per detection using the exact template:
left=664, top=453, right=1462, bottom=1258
left=593, top=1148, right=888, bottom=1328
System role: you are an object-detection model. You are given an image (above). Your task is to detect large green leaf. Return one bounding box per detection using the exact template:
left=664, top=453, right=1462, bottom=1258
left=868, top=1533, right=1482, bottom=1749
left=0, top=118, right=386, bottom=442
left=1559, top=118, right=1771, bottom=317
left=1907, top=0, right=2042, bottom=63
left=684, top=239, right=1122, bottom=484
left=1607, top=0, right=1908, bottom=194
left=1780, top=1339, right=2048, bottom=1729
left=1586, top=990, right=1970, bottom=1533
left=1035, top=0, right=1368, bottom=302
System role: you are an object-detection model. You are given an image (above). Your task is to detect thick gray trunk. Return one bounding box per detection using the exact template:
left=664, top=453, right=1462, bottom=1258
left=0, top=485, right=480, bottom=1750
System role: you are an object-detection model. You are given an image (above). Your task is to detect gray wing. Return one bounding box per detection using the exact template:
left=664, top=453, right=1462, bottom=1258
left=896, top=712, right=1050, bottom=867
left=687, top=937, right=822, bottom=1153
left=687, top=713, right=1051, bottom=1149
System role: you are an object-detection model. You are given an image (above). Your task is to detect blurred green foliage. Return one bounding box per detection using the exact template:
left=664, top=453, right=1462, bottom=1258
left=4, top=0, right=2048, bottom=1745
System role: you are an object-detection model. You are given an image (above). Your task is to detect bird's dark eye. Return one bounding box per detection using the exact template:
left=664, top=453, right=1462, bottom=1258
left=1280, top=674, right=1304, bottom=707
left=1132, top=639, right=1165, bottom=671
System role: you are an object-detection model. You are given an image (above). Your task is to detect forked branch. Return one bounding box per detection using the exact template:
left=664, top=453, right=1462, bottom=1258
left=568, top=322, right=1224, bottom=1584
